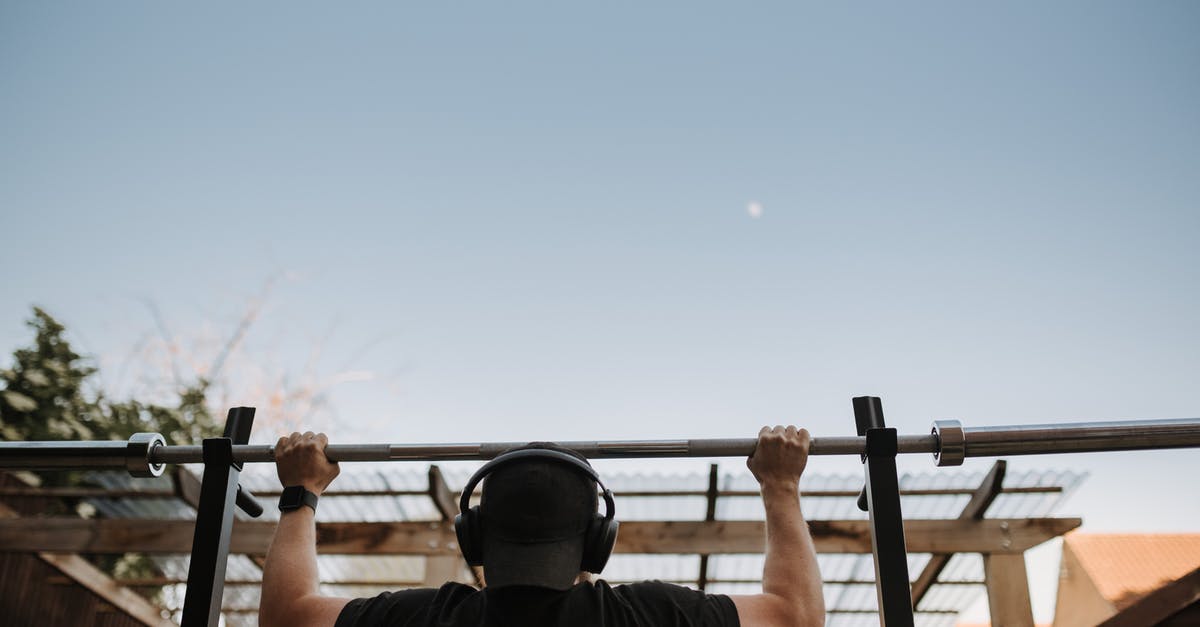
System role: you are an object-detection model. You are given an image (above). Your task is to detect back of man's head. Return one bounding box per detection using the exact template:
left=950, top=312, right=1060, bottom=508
left=479, top=442, right=600, bottom=590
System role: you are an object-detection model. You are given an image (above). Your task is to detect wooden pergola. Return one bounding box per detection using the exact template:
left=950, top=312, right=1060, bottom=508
left=0, top=461, right=1080, bottom=626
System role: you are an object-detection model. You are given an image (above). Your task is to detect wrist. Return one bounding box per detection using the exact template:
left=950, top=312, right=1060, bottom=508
left=278, top=481, right=327, bottom=496
left=278, top=485, right=320, bottom=514
left=759, top=477, right=800, bottom=494
left=760, top=480, right=801, bottom=504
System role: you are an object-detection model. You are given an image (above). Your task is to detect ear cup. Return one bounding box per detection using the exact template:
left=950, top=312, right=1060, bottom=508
left=455, top=506, right=484, bottom=566
left=581, top=514, right=619, bottom=573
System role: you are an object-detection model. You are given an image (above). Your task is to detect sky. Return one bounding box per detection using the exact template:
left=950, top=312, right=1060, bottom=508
left=2, top=2, right=1198, bottom=622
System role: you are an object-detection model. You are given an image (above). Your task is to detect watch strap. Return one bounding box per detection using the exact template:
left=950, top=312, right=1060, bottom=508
left=278, top=485, right=320, bottom=513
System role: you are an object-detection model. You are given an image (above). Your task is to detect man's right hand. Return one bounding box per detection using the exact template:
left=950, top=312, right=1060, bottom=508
left=746, top=425, right=810, bottom=489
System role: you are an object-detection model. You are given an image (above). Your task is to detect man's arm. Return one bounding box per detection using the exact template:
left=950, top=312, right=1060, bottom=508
left=260, top=432, right=351, bottom=627
left=729, top=425, right=825, bottom=627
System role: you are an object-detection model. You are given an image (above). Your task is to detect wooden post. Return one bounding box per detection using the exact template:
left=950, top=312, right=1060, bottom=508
left=983, top=553, right=1034, bottom=627
left=423, top=555, right=461, bottom=587
left=428, top=465, right=481, bottom=586
left=911, top=460, right=1006, bottom=603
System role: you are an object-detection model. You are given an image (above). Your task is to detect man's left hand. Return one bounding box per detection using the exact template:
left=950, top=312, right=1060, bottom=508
left=275, top=432, right=340, bottom=495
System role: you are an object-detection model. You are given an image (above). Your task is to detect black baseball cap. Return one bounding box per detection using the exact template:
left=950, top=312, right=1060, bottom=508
left=479, top=443, right=600, bottom=590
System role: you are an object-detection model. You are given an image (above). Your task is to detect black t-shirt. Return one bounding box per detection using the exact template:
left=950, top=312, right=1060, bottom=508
left=334, top=580, right=741, bottom=627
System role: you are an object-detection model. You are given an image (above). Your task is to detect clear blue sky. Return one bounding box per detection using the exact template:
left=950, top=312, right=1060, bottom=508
left=2, top=2, right=1198, bottom=620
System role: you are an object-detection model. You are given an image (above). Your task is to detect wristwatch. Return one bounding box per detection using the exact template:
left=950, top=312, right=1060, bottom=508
left=278, top=485, right=320, bottom=513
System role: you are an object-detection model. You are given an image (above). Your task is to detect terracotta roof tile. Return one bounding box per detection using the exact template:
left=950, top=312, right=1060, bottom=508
left=1064, top=533, right=1200, bottom=609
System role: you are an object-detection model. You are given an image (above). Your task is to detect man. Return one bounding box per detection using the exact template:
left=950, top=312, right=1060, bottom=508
left=260, top=426, right=824, bottom=626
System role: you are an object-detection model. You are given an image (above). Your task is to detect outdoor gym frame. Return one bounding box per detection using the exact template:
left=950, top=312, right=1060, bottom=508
left=1, top=398, right=1198, bottom=627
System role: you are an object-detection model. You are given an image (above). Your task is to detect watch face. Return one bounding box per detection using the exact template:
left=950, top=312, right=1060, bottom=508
left=279, top=486, right=305, bottom=510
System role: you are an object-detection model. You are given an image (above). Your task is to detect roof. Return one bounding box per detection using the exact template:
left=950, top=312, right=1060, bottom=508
left=1064, top=533, right=1200, bottom=609
left=70, top=462, right=1083, bottom=627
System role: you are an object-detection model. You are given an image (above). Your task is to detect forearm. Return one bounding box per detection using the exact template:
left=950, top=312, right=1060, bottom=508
left=260, top=508, right=321, bottom=626
left=760, top=480, right=824, bottom=623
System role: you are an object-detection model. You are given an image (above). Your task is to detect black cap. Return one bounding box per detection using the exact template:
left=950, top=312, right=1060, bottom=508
left=479, top=443, right=599, bottom=590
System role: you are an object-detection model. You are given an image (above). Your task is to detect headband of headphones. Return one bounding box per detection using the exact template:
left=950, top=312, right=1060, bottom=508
left=458, top=448, right=616, bottom=522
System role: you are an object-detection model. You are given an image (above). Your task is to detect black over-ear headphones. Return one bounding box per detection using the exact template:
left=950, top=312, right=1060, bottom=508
left=454, top=448, right=619, bottom=574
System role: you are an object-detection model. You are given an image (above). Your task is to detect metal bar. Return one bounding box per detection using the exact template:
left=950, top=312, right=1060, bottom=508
left=1, top=417, right=1198, bottom=471
left=856, top=397, right=915, bottom=627
left=181, top=407, right=255, bottom=627
left=961, top=418, right=1200, bottom=457
left=180, top=437, right=241, bottom=627
left=150, top=436, right=937, bottom=463
left=0, top=440, right=132, bottom=469
left=697, top=463, right=719, bottom=592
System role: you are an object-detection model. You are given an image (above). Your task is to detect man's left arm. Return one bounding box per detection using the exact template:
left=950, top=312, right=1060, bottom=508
left=260, top=432, right=351, bottom=627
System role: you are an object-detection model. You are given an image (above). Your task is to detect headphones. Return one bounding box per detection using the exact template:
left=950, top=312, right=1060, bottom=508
left=454, top=448, right=619, bottom=574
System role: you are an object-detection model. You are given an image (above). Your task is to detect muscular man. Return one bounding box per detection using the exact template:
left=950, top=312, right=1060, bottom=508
left=260, top=426, right=824, bottom=626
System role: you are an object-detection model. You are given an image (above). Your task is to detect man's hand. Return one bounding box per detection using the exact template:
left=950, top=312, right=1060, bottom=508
left=275, top=432, right=340, bottom=495
left=731, top=425, right=824, bottom=627
left=262, top=431, right=350, bottom=627
left=747, top=425, right=810, bottom=489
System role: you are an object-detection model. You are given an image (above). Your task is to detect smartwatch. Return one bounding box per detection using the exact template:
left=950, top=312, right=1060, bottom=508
left=278, top=485, right=320, bottom=513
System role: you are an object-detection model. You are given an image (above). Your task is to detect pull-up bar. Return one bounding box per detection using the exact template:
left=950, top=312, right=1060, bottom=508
left=2, top=417, right=1198, bottom=478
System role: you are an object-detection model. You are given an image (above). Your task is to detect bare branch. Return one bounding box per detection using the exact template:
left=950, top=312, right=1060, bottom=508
left=140, top=298, right=183, bottom=389
left=208, top=273, right=281, bottom=383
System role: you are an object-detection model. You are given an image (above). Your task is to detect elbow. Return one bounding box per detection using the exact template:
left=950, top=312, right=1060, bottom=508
left=770, top=595, right=824, bottom=627
left=783, top=596, right=824, bottom=627
left=785, top=604, right=824, bottom=627
left=259, top=600, right=293, bottom=627
left=799, top=605, right=825, bottom=627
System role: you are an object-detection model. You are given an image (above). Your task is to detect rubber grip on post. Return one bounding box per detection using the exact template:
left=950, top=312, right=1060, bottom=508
left=235, top=485, right=264, bottom=518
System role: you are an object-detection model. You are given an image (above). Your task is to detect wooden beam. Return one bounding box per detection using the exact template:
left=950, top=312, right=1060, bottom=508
left=983, top=553, right=1034, bottom=627
left=116, top=575, right=985, bottom=587
left=426, top=466, right=457, bottom=520
left=0, top=485, right=1064, bottom=499
left=172, top=466, right=203, bottom=510
left=38, top=553, right=174, bottom=627
left=912, top=460, right=1006, bottom=603
left=0, top=517, right=1080, bottom=555
left=426, top=465, right=478, bottom=587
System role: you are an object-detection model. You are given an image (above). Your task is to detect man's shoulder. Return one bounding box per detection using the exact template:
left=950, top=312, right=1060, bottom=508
left=610, top=580, right=705, bottom=598
left=605, top=580, right=740, bottom=626
left=335, top=583, right=480, bottom=627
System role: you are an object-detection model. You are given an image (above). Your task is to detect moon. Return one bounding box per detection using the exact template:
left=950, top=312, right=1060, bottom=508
left=746, top=201, right=763, bottom=218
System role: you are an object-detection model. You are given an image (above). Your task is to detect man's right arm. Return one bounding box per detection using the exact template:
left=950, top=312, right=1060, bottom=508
left=729, top=425, right=825, bottom=627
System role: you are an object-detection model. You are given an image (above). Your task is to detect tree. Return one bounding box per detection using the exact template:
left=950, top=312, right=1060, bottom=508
left=0, top=307, right=228, bottom=605
left=0, top=307, right=221, bottom=446
left=0, top=307, right=99, bottom=441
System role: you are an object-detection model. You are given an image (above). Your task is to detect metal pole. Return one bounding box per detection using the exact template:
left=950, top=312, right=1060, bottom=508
left=150, top=435, right=939, bottom=464
left=181, top=407, right=256, bottom=627
left=962, top=418, right=1200, bottom=457
left=854, top=397, right=915, bottom=626
left=0, top=440, right=131, bottom=469
left=1, top=417, right=1197, bottom=471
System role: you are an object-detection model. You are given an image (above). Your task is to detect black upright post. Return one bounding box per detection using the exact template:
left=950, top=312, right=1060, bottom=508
left=853, top=396, right=915, bottom=627
left=181, top=407, right=256, bottom=627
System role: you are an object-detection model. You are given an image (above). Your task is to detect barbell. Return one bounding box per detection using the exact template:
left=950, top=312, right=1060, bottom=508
left=2, top=417, right=1198, bottom=478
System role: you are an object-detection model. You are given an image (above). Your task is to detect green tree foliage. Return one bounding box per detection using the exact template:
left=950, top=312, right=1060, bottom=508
left=0, top=307, right=220, bottom=445
left=0, top=307, right=98, bottom=441
left=0, top=307, right=227, bottom=599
